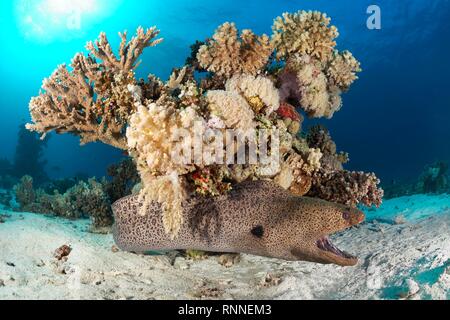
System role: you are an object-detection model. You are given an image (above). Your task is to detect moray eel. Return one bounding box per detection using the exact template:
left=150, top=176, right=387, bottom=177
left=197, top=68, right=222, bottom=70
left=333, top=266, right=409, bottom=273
left=112, top=180, right=365, bottom=266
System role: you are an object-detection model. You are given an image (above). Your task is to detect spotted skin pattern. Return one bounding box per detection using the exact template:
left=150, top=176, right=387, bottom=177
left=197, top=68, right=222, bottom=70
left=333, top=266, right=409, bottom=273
left=112, top=180, right=365, bottom=266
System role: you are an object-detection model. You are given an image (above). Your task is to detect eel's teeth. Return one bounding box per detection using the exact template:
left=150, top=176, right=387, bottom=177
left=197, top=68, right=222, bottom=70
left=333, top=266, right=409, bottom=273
left=316, top=236, right=356, bottom=259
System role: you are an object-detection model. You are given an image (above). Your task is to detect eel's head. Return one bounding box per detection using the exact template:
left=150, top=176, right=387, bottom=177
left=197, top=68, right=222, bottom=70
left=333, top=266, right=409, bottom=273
left=276, top=198, right=365, bottom=267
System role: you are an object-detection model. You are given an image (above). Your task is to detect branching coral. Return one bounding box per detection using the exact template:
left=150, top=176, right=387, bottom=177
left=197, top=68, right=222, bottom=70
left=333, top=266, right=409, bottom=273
left=27, top=10, right=382, bottom=240
left=197, top=22, right=272, bottom=78
left=86, top=27, right=163, bottom=73
left=309, top=170, right=384, bottom=208
left=26, top=27, right=162, bottom=150
left=327, top=50, right=362, bottom=91
left=307, top=125, right=349, bottom=171
left=272, top=10, right=338, bottom=62
left=272, top=11, right=361, bottom=119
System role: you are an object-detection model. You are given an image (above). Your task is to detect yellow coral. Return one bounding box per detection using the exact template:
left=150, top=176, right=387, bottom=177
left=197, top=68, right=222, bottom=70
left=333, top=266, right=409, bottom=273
left=197, top=22, right=272, bottom=78
left=272, top=10, right=338, bottom=62
left=247, top=96, right=265, bottom=113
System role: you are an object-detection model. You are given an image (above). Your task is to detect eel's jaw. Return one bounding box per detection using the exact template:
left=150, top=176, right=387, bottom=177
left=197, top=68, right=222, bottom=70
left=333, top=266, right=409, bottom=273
left=314, top=210, right=365, bottom=267
left=316, top=236, right=358, bottom=266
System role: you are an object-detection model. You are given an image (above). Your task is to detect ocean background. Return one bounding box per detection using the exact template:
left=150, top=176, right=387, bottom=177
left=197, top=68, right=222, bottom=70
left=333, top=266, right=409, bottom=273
left=0, top=0, right=449, bottom=182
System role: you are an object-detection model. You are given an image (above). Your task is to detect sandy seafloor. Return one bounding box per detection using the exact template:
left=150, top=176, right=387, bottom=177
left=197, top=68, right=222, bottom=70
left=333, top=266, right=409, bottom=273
left=0, top=194, right=449, bottom=300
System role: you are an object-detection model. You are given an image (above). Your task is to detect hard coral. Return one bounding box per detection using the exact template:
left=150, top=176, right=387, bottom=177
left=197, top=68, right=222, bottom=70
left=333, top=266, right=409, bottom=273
left=26, top=27, right=162, bottom=150
left=309, top=170, right=384, bottom=208
left=86, top=27, right=163, bottom=73
left=197, top=22, right=272, bottom=78
left=326, top=50, right=362, bottom=91
left=307, top=125, right=349, bottom=171
left=27, top=11, right=381, bottom=241
left=418, top=161, right=449, bottom=194
left=272, top=10, right=338, bottom=62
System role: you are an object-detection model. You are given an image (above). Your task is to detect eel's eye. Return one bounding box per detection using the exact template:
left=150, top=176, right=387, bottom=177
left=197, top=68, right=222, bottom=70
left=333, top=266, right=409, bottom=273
left=342, top=212, right=350, bottom=220
left=251, top=225, right=264, bottom=238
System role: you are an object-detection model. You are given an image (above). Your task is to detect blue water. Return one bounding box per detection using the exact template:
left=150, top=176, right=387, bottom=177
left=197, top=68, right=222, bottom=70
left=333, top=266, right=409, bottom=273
left=0, top=0, right=449, bottom=181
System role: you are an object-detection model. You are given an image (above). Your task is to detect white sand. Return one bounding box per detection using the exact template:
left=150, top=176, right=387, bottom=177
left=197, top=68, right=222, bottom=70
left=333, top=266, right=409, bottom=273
left=0, top=194, right=449, bottom=300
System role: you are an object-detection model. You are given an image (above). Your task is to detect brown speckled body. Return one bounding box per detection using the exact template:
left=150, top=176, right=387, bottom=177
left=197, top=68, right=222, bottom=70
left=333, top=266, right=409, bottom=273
left=113, top=180, right=365, bottom=266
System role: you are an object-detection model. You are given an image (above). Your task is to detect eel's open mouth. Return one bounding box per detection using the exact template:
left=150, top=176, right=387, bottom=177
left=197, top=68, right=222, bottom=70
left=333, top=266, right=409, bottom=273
left=316, top=236, right=356, bottom=261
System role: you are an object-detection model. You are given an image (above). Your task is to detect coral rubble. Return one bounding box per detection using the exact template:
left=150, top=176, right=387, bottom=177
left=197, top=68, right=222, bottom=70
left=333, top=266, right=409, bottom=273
left=27, top=10, right=382, bottom=239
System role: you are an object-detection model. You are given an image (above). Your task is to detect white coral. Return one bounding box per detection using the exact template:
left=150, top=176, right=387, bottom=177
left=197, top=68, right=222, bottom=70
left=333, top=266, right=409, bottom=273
left=326, top=50, right=361, bottom=91
left=206, top=90, right=255, bottom=131
left=307, top=148, right=323, bottom=171
left=126, top=102, right=204, bottom=238
left=225, top=74, right=280, bottom=115
left=138, top=172, right=186, bottom=239
left=291, top=55, right=343, bottom=119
